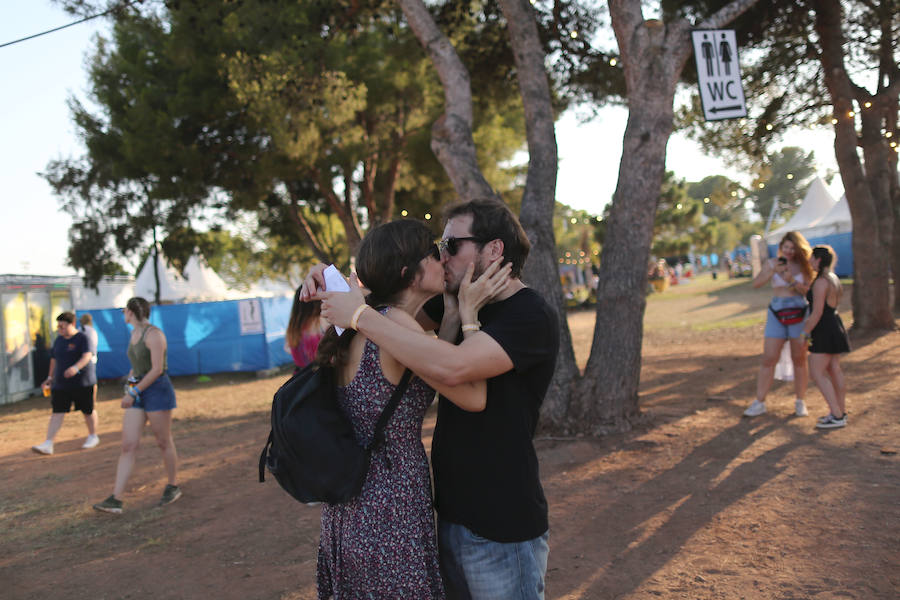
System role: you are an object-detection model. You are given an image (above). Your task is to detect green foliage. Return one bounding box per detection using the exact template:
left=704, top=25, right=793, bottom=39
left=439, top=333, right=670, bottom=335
left=676, top=0, right=898, bottom=178
left=652, top=173, right=702, bottom=257
left=745, top=147, right=820, bottom=221
left=685, top=175, right=756, bottom=249
left=44, top=0, right=531, bottom=287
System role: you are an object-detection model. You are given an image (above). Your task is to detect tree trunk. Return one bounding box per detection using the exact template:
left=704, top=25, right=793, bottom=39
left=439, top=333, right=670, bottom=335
left=814, top=0, right=894, bottom=330
left=497, top=0, right=579, bottom=429
left=396, top=0, right=495, bottom=200
left=574, top=89, right=674, bottom=432
left=569, top=0, right=759, bottom=434
left=891, top=101, right=900, bottom=311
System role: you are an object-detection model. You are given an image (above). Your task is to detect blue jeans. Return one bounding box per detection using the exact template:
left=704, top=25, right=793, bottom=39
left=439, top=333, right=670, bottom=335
left=438, top=519, right=549, bottom=600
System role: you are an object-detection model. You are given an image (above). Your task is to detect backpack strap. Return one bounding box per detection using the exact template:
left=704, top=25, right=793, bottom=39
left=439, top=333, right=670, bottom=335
left=259, top=430, right=273, bottom=483
left=367, top=369, right=413, bottom=451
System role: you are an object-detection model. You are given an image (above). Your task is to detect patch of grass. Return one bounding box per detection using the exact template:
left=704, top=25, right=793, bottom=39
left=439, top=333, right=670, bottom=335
left=0, top=498, right=88, bottom=547
left=646, top=277, right=754, bottom=302
left=140, top=536, right=167, bottom=550
left=692, top=315, right=766, bottom=332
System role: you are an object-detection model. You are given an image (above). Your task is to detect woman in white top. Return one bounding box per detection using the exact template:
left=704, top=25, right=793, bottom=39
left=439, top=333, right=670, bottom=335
left=744, top=231, right=814, bottom=417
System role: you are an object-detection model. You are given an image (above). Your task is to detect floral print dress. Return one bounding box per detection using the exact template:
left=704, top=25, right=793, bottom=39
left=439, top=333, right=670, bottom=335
left=316, top=334, right=444, bottom=599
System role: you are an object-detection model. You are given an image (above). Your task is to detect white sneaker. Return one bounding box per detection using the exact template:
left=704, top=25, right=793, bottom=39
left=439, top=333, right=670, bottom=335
left=794, top=399, right=809, bottom=417
left=82, top=434, right=100, bottom=449
left=32, top=440, right=54, bottom=455
left=743, top=400, right=767, bottom=417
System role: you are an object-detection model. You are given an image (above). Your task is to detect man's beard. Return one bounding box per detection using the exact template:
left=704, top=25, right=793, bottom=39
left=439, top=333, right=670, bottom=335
left=446, top=256, right=486, bottom=295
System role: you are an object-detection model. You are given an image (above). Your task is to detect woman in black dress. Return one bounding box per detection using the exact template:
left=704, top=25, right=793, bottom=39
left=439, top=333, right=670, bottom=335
left=802, top=246, right=850, bottom=429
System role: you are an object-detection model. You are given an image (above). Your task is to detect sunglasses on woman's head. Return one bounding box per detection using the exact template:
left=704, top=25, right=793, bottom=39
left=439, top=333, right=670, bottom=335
left=438, top=236, right=484, bottom=256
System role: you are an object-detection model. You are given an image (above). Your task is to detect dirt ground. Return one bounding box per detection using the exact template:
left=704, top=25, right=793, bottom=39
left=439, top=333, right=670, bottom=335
left=2, top=276, right=898, bottom=599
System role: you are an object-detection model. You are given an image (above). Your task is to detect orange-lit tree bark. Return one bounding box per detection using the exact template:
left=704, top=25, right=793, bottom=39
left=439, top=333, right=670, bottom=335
left=813, top=0, right=898, bottom=329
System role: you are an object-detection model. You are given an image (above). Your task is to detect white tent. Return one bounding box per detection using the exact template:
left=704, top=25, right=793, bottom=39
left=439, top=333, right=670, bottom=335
left=71, top=277, right=135, bottom=310
left=766, top=177, right=836, bottom=243
left=803, top=194, right=852, bottom=239
left=134, top=249, right=187, bottom=303
left=243, top=277, right=295, bottom=298
left=182, top=253, right=230, bottom=302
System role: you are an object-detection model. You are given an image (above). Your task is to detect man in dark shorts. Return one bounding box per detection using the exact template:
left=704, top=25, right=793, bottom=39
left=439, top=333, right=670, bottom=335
left=32, top=312, right=99, bottom=455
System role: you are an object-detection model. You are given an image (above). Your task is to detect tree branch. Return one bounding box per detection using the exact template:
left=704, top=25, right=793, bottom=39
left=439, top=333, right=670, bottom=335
left=396, top=0, right=495, bottom=200
left=287, top=193, right=331, bottom=264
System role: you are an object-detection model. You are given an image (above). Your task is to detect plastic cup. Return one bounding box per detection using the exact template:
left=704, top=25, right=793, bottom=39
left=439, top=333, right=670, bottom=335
left=42, top=386, right=51, bottom=397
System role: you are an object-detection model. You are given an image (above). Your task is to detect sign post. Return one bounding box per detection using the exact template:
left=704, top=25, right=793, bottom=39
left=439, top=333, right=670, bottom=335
left=691, top=29, right=747, bottom=121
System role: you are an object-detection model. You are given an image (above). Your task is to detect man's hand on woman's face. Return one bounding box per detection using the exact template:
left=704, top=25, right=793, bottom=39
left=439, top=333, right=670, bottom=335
left=458, top=259, right=512, bottom=316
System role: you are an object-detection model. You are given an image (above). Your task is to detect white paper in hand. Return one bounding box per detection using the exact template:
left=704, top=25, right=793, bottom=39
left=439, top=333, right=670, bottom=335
left=323, top=265, right=351, bottom=334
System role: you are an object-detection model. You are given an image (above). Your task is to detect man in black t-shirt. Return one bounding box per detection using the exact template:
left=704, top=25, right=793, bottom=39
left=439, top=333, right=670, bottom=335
left=311, top=199, right=559, bottom=599
left=32, top=312, right=99, bottom=455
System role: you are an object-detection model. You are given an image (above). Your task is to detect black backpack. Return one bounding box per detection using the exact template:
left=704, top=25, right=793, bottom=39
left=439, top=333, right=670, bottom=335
left=258, top=363, right=412, bottom=505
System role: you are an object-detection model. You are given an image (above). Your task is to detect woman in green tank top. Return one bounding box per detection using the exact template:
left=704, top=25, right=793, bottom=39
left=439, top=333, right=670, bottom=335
left=93, top=297, right=182, bottom=514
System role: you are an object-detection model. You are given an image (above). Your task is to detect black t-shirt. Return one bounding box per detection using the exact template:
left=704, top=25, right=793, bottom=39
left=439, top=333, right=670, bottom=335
left=50, top=332, right=96, bottom=390
left=426, top=288, right=559, bottom=542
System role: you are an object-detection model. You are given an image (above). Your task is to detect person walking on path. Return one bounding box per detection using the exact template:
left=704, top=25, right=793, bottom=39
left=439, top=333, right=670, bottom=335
left=32, top=312, right=99, bottom=454
left=93, top=297, right=181, bottom=514
left=803, top=245, right=851, bottom=429
left=80, top=313, right=99, bottom=408
left=744, top=231, right=814, bottom=418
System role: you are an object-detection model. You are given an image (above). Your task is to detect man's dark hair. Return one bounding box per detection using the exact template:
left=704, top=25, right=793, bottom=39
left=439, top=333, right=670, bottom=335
left=444, top=197, right=530, bottom=278
left=56, top=311, right=76, bottom=324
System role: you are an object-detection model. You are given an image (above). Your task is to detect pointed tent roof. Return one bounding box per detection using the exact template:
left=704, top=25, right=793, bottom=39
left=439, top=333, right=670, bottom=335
left=182, top=252, right=230, bottom=301
left=804, top=194, right=852, bottom=238
left=72, top=278, right=136, bottom=310
left=766, top=177, right=836, bottom=243
left=134, top=247, right=186, bottom=303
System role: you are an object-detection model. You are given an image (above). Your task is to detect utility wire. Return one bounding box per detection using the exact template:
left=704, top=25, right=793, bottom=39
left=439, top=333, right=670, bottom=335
left=0, top=1, right=137, bottom=50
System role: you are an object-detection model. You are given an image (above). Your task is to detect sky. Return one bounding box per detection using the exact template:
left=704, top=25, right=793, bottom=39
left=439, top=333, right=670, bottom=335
left=0, top=2, right=843, bottom=276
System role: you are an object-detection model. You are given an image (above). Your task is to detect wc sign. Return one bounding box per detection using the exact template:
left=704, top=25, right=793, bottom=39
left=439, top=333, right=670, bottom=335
left=691, top=29, right=747, bottom=121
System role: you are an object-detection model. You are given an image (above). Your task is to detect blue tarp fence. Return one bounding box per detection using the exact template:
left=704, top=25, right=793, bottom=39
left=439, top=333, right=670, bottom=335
left=78, top=297, right=293, bottom=380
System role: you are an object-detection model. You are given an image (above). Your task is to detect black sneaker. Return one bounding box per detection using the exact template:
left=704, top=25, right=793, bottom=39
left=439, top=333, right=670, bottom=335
left=93, top=495, right=123, bottom=514
left=158, top=484, right=182, bottom=506
left=817, top=413, right=847, bottom=425
left=816, top=414, right=847, bottom=429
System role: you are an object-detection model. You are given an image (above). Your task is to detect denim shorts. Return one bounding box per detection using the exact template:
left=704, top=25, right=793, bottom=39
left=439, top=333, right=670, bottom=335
left=438, top=519, right=549, bottom=600
left=133, top=373, right=177, bottom=412
left=764, top=296, right=808, bottom=339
